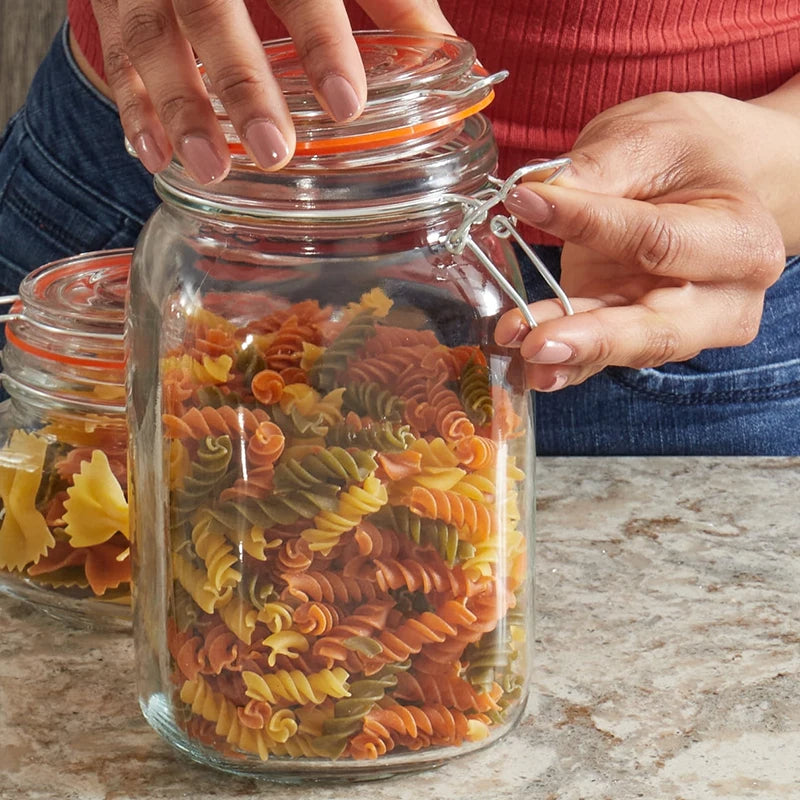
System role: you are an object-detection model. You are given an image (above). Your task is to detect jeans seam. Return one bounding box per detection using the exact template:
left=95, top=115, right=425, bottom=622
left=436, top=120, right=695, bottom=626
left=6, top=182, right=114, bottom=255
left=605, top=368, right=800, bottom=404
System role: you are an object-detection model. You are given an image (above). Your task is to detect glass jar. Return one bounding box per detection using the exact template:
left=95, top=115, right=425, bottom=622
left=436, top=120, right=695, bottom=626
left=0, top=250, right=131, bottom=629
left=129, top=32, right=541, bottom=780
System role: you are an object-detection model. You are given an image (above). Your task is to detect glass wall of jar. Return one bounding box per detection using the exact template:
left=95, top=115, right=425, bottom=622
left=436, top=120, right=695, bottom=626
left=0, top=250, right=131, bottom=629
left=128, top=32, right=536, bottom=779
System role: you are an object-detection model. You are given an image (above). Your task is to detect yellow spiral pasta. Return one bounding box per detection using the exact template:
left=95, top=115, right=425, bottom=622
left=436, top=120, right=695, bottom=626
left=242, top=667, right=350, bottom=706
left=301, top=474, right=388, bottom=555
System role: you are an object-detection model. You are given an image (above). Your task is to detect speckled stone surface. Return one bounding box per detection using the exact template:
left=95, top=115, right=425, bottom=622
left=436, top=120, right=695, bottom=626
left=1, top=457, right=798, bottom=800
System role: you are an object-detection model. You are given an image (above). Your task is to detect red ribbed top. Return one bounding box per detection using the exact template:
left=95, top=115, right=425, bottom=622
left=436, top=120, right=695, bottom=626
left=68, top=0, right=800, bottom=176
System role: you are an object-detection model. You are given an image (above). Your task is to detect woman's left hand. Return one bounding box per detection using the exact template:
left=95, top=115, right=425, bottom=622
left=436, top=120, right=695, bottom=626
left=495, top=87, right=800, bottom=392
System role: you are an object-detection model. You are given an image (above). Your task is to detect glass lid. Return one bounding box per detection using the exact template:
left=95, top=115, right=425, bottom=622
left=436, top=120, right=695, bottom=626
left=7, top=250, right=128, bottom=369
left=201, top=30, right=506, bottom=156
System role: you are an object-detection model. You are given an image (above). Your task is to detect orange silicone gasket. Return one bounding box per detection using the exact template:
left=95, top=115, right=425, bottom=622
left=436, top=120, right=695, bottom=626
left=228, top=90, right=495, bottom=157
left=5, top=322, right=125, bottom=370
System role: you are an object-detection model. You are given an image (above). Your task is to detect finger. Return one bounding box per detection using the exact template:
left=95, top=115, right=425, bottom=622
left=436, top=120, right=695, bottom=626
left=172, top=0, right=294, bottom=172
left=503, top=182, right=785, bottom=285
left=522, top=363, right=593, bottom=393
left=495, top=296, right=609, bottom=348
left=269, top=0, right=366, bottom=123
left=513, top=281, right=763, bottom=374
left=357, top=0, right=456, bottom=34
left=117, top=0, right=232, bottom=183
left=90, top=0, right=171, bottom=173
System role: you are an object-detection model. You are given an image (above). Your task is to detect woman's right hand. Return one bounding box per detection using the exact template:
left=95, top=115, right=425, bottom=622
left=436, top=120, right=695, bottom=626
left=88, top=0, right=454, bottom=182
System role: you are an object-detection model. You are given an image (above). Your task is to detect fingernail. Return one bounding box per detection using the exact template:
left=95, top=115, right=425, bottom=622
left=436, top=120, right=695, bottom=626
left=244, top=119, right=290, bottom=169
left=540, top=372, right=570, bottom=392
left=133, top=132, right=164, bottom=173
left=505, top=187, right=554, bottom=225
left=523, top=339, right=574, bottom=363
left=320, top=75, right=361, bottom=121
left=179, top=134, right=227, bottom=183
left=497, top=319, right=530, bottom=346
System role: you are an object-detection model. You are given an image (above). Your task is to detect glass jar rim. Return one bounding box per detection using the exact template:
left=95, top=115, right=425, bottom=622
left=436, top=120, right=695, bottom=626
left=202, top=30, right=505, bottom=158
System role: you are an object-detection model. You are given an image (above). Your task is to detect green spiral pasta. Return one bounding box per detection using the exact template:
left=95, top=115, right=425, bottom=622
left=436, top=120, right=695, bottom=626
left=269, top=404, right=329, bottom=438
left=370, top=504, right=474, bottom=566
left=310, top=662, right=410, bottom=758
left=459, top=358, right=493, bottom=424
left=194, top=385, right=248, bottom=408
left=202, top=482, right=341, bottom=540
left=234, top=345, right=266, bottom=386
left=342, top=381, right=404, bottom=422
left=273, top=446, right=378, bottom=491
left=308, top=311, right=380, bottom=392
left=171, top=435, right=233, bottom=527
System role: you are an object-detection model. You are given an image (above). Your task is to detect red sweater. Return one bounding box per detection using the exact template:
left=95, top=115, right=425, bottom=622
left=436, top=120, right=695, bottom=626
left=69, top=0, right=800, bottom=177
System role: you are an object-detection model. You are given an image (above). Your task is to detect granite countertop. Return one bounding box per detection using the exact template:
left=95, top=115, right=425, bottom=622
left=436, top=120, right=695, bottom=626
left=1, top=457, right=798, bottom=800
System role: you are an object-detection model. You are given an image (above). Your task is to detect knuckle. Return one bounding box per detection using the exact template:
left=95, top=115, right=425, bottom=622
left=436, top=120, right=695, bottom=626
left=120, top=6, right=173, bottom=57
left=735, top=306, right=762, bottom=345
left=157, top=92, right=195, bottom=128
left=174, top=0, right=233, bottom=27
left=102, top=43, right=132, bottom=85
left=209, top=63, right=264, bottom=109
left=751, top=223, right=786, bottom=287
left=631, top=326, right=682, bottom=368
left=295, top=25, right=346, bottom=64
left=115, top=94, right=145, bottom=126
left=630, top=216, right=679, bottom=275
left=728, top=210, right=785, bottom=287
left=568, top=199, right=607, bottom=245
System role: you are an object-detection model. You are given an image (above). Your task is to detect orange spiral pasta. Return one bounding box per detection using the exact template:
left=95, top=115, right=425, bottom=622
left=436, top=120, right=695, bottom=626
left=164, top=405, right=272, bottom=440
left=161, top=288, right=529, bottom=765
left=251, top=369, right=285, bottom=405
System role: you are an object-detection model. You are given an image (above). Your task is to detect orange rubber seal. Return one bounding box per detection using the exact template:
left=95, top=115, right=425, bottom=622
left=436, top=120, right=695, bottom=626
left=228, top=90, right=495, bottom=157
left=5, top=323, right=125, bottom=370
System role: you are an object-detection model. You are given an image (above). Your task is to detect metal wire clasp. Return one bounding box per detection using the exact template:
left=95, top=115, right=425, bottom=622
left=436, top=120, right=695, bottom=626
left=0, top=294, right=21, bottom=324
left=443, top=158, right=574, bottom=328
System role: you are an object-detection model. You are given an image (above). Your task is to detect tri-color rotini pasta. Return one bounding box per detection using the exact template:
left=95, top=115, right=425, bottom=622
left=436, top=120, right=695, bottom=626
left=164, top=286, right=530, bottom=763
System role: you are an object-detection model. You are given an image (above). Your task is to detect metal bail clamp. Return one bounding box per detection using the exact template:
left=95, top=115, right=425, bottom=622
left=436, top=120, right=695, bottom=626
left=442, top=157, right=575, bottom=328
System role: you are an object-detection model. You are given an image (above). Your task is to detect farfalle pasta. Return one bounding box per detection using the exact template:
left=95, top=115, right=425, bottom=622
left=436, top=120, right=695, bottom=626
left=0, top=418, right=130, bottom=603
left=161, top=286, right=530, bottom=765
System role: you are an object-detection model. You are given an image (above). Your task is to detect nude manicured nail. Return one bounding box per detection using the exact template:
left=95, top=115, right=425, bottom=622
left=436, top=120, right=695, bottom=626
left=497, top=319, right=530, bottom=346
left=505, top=187, right=554, bottom=225
left=244, top=119, right=290, bottom=169
left=179, top=135, right=227, bottom=184
left=524, top=339, right=574, bottom=363
left=540, top=372, right=569, bottom=392
left=320, top=75, right=361, bottom=121
left=133, top=132, right=164, bottom=174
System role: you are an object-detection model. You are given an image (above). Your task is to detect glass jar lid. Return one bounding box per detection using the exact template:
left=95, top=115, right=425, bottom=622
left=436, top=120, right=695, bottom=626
left=6, top=250, right=127, bottom=371
left=202, top=31, right=506, bottom=157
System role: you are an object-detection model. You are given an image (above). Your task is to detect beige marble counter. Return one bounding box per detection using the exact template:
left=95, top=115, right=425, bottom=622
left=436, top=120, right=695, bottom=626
left=1, top=457, right=798, bottom=800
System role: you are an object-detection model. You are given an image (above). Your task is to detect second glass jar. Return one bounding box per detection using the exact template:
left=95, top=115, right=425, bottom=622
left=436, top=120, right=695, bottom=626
left=129, top=31, right=534, bottom=780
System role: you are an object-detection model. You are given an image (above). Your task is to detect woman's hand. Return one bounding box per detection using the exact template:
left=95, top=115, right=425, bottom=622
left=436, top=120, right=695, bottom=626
left=88, top=0, right=453, bottom=182
left=495, top=87, right=800, bottom=392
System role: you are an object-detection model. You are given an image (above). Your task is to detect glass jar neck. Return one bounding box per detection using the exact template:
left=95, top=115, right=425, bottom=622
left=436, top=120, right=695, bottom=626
left=154, top=116, right=497, bottom=225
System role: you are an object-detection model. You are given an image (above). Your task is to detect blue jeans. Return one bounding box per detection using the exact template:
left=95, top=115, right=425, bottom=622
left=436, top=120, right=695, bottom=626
left=2, top=26, right=799, bottom=455
left=0, top=23, right=158, bottom=295
left=522, top=247, right=800, bottom=455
